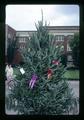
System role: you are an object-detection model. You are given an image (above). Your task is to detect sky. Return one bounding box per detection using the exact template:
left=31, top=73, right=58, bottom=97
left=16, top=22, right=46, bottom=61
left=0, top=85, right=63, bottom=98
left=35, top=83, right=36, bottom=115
left=6, top=5, right=79, bottom=30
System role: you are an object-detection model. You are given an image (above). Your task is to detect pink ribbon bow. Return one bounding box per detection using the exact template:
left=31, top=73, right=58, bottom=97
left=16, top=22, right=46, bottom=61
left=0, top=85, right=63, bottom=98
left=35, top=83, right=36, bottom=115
left=29, top=74, right=38, bottom=89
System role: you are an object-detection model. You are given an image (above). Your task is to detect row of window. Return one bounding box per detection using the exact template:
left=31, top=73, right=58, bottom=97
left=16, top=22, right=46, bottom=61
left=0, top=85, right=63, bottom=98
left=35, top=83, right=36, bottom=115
left=19, top=44, right=71, bottom=52
left=18, top=37, right=29, bottom=42
left=19, top=44, right=71, bottom=51
left=54, top=35, right=64, bottom=41
left=18, top=35, right=71, bottom=51
left=56, top=44, right=71, bottom=51
left=20, top=45, right=25, bottom=49
left=18, top=35, right=73, bottom=43
left=18, top=35, right=65, bottom=43
left=19, top=38, right=26, bottom=42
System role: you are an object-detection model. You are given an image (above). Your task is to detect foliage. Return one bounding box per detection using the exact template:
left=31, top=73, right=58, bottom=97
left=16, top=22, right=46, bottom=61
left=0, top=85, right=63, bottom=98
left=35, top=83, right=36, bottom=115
left=69, top=33, right=79, bottom=68
left=6, top=15, right=77, bottom=115
left=61, top=54, right=67, bottom=67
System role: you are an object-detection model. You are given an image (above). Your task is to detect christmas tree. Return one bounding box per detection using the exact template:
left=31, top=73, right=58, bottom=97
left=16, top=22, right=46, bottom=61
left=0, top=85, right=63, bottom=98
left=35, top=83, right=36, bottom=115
left=6, top=12, right=77, bottom=115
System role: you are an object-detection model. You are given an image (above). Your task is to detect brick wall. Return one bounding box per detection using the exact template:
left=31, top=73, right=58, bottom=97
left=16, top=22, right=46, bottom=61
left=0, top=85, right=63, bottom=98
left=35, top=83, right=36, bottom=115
left=12, top=50, right=22, bottom=65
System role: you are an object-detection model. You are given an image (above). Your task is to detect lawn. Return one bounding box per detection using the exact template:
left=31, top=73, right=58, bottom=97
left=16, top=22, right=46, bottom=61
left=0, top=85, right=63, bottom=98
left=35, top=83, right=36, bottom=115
left=13, top=67, right=79, bottom=80
left=63, top=70, right=79, bottom=80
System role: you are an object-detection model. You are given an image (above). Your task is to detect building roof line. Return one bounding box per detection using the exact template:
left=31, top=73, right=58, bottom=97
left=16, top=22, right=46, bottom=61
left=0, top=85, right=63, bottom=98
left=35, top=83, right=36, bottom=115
left=16, top=26, right=79, bottom=32
left=6, top=24, right=16, bottom=31
left=6, top=24, right=79, bottom=32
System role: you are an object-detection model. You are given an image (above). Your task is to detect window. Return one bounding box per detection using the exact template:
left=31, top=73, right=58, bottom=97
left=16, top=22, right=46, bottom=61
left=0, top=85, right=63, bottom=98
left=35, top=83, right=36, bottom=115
left=68, top=35, right=73, bottom=39
left=19, top=37, right=26, bottom=43
left=20, top=45, right=25, bottom=49
left=67, top=55, right=73, bottom=61
left=55, top=35, right=64, bottom=41
left=67, top=44, right=72, bottom=51
left=28, top=36, right=30, bottom=40
left=23, top=45, right=25, bottom=49
left=61, top=35, right=64, bottom=41
left=20, top=46, right=22, bottom=49
left=58, top=36, right=61, bottom=41
left=19, top=38, right=22, bottom=42
left=55, top=36, right=58, bottom=40
left=23, top=38, right=25, bottom=42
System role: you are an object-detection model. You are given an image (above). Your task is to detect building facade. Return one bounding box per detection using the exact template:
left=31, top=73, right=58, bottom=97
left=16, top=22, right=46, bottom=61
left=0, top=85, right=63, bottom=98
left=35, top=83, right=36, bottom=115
left=5, top=25, right=79, bottom=65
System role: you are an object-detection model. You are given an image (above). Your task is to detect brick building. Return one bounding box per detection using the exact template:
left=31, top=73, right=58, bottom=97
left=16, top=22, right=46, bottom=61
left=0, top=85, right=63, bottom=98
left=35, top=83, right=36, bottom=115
left=5, top=25, right=79, bottom=65
left=5, top=24, right=16, bottom=56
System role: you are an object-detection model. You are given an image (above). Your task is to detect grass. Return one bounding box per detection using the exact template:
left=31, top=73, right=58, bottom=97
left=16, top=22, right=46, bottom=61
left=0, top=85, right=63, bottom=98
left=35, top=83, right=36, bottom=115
left=13, top=67, right=79, bottom=80
left=63, top=70, right=79, bottom=79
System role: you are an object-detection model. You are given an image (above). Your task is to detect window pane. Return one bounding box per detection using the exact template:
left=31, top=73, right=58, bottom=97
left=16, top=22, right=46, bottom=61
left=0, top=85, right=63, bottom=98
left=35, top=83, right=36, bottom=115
left=67, top=44, right=71, bottom=51
left=62, top=36, right=64, bottom=40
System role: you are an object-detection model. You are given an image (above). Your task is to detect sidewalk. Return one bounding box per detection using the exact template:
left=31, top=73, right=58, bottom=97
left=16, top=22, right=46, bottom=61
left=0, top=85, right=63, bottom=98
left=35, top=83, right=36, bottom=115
left=67, top=81, right=79, bottom=115
left=68, top=81, right=79, bottom=98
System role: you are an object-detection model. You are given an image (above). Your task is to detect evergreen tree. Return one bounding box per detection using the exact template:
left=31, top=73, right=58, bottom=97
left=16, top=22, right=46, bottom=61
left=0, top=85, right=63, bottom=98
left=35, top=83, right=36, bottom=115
left=6, top=15, right=77, bottom=115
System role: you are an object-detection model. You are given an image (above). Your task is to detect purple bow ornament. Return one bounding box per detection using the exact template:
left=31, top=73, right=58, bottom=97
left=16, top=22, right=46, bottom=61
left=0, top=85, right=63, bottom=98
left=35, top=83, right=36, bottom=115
left=29, top=74, right=38, bottom=89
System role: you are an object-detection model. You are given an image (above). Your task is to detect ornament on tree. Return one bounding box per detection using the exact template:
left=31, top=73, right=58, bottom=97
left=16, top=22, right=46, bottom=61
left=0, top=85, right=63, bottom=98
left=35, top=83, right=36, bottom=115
left=47, top=68, right=53, bottom=79
left=29, top=74, right=38, bottom=89
left=20, top=68, right=25, bottom=75
left=52, top=60, right=60, bottom=65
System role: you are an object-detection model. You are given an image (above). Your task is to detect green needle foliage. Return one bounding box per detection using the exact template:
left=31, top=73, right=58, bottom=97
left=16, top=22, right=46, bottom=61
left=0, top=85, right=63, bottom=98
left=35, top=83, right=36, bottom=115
left=6, top=14, right=77, bottom=115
